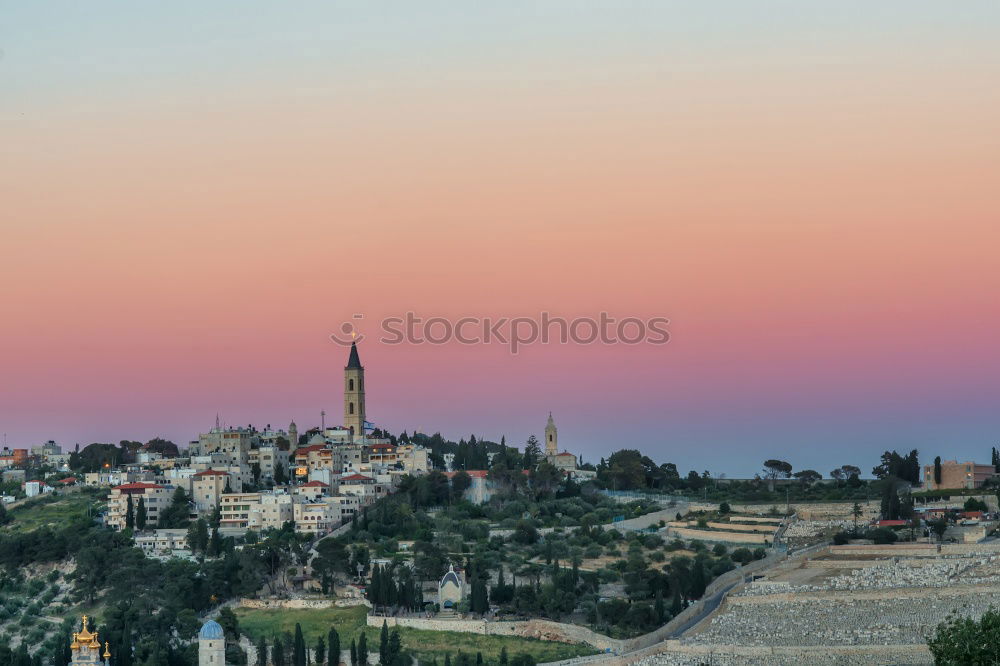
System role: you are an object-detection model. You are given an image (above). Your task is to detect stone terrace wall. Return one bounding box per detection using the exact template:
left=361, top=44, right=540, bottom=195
left=667, top=527, right=770, bottom=544
left=687, top=501, right=880, bottom=521
left=368, top=615, right=623, bottom=652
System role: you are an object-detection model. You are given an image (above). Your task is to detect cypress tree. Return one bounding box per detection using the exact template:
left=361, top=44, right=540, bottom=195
left=256, top=637, right=268, bottom=666
left=349, top=640, right=357, bottom=666
left=273, top=637, right=286, bottom=666
left=387, top=631, right=400, bottom=666
left=125, top=493, right=135, bottom=529
left=209, top=527, right=222, bottom=557
left=357, top=633, right=368, bottom=666
left=499, top=648, right=508, bottom=666
left=327, top=629, right=340, bottom=666
left=378, top=622, right=389, bottom=665
left=294, top=623, right=306, bottom=666
left=314, top=636, right=325, bottom=666
left=135, top=497, right=147, bottom=531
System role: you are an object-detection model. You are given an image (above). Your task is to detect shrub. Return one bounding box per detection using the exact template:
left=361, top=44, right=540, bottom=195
left=869, top=528, right=898, bottom=545
left=833, top=531, right=850, bottom=545
left=731, top=547, right=752, bottom=565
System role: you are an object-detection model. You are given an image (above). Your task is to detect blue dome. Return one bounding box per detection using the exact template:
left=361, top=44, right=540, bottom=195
left=199, top=621, right=224, bottom=640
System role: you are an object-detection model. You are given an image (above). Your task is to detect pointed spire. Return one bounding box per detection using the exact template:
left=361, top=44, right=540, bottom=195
left=346, top=340, right=363, bottom=369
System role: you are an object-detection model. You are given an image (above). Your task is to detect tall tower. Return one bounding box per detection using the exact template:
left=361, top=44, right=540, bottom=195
left=545, top=412, right=558, bottom=456
left=344, top=341, right=366, bottom=440
left=198, top=620, right=225, bottom=666
left=288, top=420, right=298, bottom=448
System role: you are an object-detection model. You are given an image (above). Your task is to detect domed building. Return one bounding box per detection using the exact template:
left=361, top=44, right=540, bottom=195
left=438, top=564, right=465, bottom=610
left=198, top=620, right=225, bottom=666
left=68, top=616, right=111, bottom=666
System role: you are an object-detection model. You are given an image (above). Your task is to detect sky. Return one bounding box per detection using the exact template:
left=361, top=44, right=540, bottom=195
left=2, top=2, right=999, bottom=477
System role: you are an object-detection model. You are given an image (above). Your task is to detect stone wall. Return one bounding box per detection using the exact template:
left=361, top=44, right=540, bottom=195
left=368, top=615, right=622, bottom=652
left=687, top=501, right=880, bottom=521
left=667, top=527, right=770, bottom=544
left=239, top=598, right=368, bottom=610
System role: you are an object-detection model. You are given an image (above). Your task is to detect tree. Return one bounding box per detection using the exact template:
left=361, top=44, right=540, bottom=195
left=928, top=606, right=1000, bottom=664
left=792, top=470, right=821, bottom=484
left=188, top=518, right=209, bottom=554
left=135, top=497, right=147, bottom=531
left=852, top=502, right=863, bottom=531
left=313, top=636, right=326, bottom=665
left=158, top=486, right=191, bottom=528
left=209, top=526, right=223, bottom=557
left=357, top=633, right=368, bottom=666
left=275, top=462, right=287, bottom=485
left=965, top=497, right=988, bottom=512
left=762, top=460, right=792, bottom=490
left=218, top=607, right=240, bottom=641
left=125, top=493, right=135, bottom=530
left=880, top=482, right=902, bottom=520
left=934, top=456, right=942, bottom=486
left=931, top=518, right=949, bottom=542
left=349, top=640, right=356, bottom=666
left=872, top=450, right=920, bottom=485
left=450, top=471, right=472, bottom=502
left=522, top=436, right=542, bottom=471
left=273, top=638, right=286, bottom=666
left=256, top=637, right=268, bottom=666
left=379, top=621, right=389, bottom=665
left=294, top=623, right=306, bottom=666
left=327, top=629, right=341, bottom=666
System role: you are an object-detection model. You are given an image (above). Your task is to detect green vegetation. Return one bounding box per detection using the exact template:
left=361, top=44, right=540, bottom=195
left=3, top=489, right=104, bottom=533
left=233, top=606, right=593, bottom=663
left=927, top=606, right=1000, bottom=665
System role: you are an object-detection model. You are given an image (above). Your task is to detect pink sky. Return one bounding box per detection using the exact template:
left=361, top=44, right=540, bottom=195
left=2, top=3, right=999, bottom=474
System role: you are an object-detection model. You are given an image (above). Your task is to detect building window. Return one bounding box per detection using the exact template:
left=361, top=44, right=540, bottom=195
left=349, top=379, right=355, bottom=391
left=349, top=402, right=354, bottom=415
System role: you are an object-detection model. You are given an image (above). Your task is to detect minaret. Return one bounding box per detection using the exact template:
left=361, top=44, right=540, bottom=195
left=198, top=620, right=225, bottom=666
left=545, top=412, right=558, bottom=456
left=344, top=341, right=366, bottom=440
left=288, top=420, right=298, bottom=448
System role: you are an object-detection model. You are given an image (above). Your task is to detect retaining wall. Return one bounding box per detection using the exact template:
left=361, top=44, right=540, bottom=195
left=368, top=616, right=621, bottom=651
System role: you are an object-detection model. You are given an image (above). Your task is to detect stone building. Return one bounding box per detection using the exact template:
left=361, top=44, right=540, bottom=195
left=923, top=460, right=997, bottom=490
left=198, top=620, right=225, bottom=666
left=438, top=564, right=464, bottom=610
left=106, top=482, right=170, bottom=530
left=68, top=616, right=110, bottom=666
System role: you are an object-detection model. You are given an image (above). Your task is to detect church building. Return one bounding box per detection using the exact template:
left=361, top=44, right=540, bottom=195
left=543, top=413, right=578, bottom=471
left=69, top=616, right=110, bottom=666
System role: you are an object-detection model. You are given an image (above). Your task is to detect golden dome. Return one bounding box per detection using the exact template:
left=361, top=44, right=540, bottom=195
left=77, top=615, right=96, bottom=642
left=70, top=634, right=81, bottom=651
left=103, top=641, right=111, bottom=658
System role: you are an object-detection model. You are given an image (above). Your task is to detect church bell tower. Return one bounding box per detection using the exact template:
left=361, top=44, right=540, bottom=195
left=344, top=341, right=366, bottom=440
left=545, top=412, right=558, bottom=456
